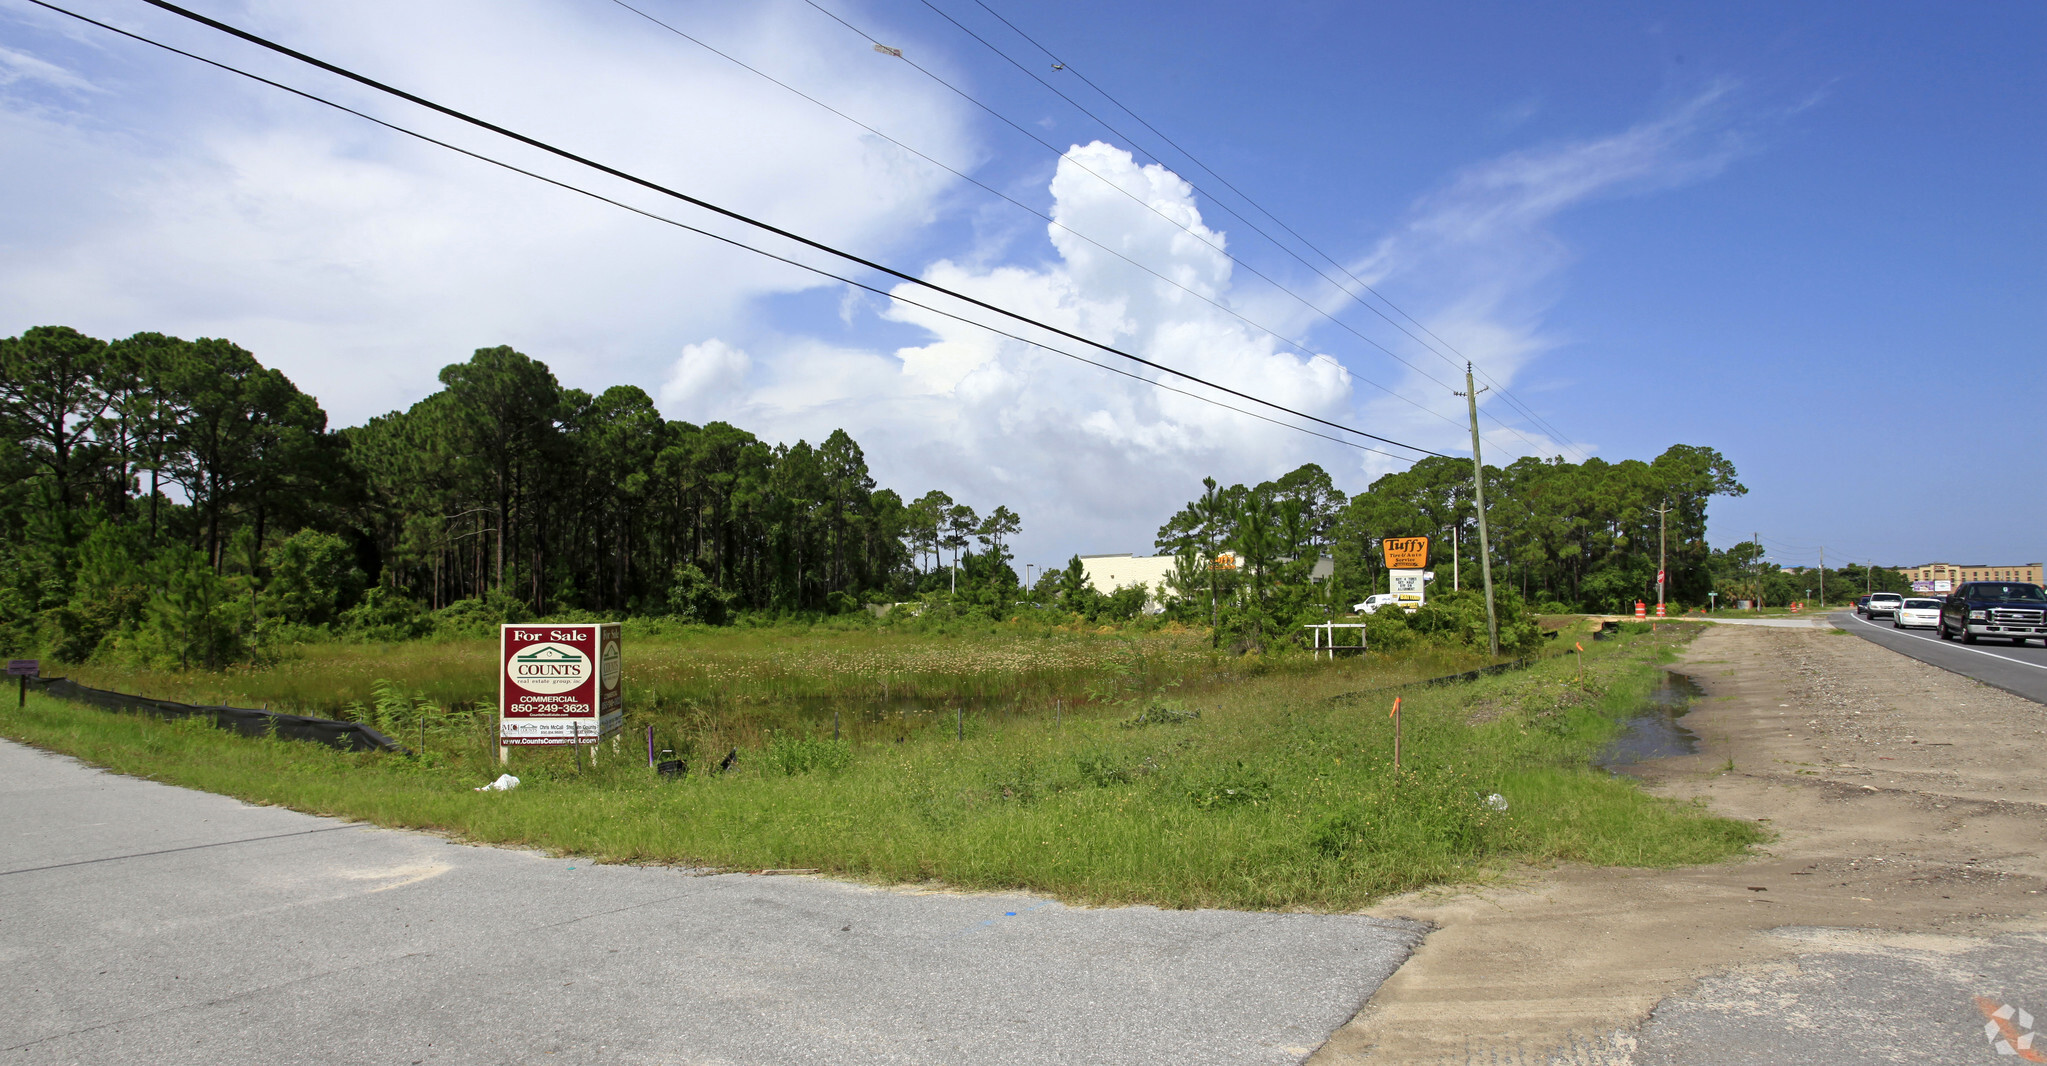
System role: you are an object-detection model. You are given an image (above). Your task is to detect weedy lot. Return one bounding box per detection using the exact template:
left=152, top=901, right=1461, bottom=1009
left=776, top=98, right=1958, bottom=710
left=4, top=620, right=1763, bottom=910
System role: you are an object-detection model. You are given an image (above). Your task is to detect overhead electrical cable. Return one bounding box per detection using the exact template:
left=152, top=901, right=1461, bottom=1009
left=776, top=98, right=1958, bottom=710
left=792, top=0, right=1531, bottom=449
left=33, top=0, right=1448, bottom=462
left=117, top=0, right=1453, bottom=458
left=903, top=0, right=1574, bottom=462
left=598, top=0, right=1462, bottom=434
left=930, top=0, right=1594, bottom=463
left=959, top=0, right=1590, bottom=460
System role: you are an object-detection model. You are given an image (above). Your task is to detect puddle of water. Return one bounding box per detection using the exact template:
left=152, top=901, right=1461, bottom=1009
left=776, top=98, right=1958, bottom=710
left=1593, top=671, right=1703, bottom=775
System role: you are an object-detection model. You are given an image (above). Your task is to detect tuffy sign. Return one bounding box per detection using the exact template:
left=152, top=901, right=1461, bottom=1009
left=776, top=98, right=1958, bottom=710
left=1382, top=537, right=1429, bottom=570
left=499, top=623, right=621, bottom=746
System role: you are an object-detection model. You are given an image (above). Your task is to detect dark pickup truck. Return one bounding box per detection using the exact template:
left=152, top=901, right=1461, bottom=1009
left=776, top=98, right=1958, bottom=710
left=1937, top=581, right=2047, bottom=646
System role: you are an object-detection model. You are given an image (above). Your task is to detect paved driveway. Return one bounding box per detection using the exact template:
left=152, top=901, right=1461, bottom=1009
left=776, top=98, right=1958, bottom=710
left=0, top=740, right=1421, bottom=1066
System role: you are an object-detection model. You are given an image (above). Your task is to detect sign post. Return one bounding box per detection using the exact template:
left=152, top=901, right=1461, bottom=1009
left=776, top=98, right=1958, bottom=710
left=499, top=624, right=621, bottom=762
left=1383, top=537, right=1431, bottom=614
left=8, top=659, right=38, bottom=709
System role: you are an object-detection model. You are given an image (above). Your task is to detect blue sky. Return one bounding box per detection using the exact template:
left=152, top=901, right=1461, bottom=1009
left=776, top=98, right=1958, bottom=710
left=1, top=0, right=2040, bottom=573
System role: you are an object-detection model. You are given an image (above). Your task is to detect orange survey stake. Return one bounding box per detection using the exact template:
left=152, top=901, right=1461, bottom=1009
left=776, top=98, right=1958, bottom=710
left=1390, top=696, right=1403, bottom=771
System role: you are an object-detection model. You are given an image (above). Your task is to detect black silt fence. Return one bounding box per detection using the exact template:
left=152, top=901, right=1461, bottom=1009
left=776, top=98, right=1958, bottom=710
left=28, top=677, right=407, bottom=754
left=1326, top=655, right=1542, bottom=705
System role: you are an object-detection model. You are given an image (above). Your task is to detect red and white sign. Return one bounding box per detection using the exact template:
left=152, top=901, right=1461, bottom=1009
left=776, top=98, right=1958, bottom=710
left=1656, top=569, right=1667, bottom=586
left=499, top=624, right=621, bottom=746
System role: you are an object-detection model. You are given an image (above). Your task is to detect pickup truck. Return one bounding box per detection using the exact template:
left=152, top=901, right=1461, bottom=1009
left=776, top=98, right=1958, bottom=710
left=1937, top=582, right=2047, bottom=645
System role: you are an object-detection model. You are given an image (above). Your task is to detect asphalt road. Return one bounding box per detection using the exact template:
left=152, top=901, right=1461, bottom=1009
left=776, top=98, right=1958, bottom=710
left=1831, top=610, right=2047, bottom=705
left=1633, top=927, right=2047, bottom=1066
left=0, top=740, right=1421, bottom=1066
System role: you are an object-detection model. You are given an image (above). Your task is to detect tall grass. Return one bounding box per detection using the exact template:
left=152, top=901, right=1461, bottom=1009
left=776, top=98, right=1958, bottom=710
left=54, top=621, right=1492, bottom=750
left=3, top=621, right=1761, bottom=910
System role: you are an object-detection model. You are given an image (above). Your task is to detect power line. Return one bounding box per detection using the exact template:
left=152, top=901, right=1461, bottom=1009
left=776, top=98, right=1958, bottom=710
left=111, top=0, right=1453, bottom=459
left=928, top=0, right=1594, bottom=463
left=598, top=0, right=1467, bottom=438
left=964, top=0, right=1591, bottom=461
left=795, top=0, right=1525, bottom=450
left=29, top=0, right=1442, bottom=464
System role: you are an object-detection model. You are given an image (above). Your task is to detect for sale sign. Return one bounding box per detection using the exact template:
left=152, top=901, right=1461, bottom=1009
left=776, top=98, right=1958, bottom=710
left=499, top=624, right=621, bottom=746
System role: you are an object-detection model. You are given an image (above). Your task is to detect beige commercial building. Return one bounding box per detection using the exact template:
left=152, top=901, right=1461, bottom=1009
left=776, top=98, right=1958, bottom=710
left=1898, top=561, right=2042, bottom=590
left=1078, top=553, right=1337, bottom=611
left=1078, top=554, right=1183, bottom=599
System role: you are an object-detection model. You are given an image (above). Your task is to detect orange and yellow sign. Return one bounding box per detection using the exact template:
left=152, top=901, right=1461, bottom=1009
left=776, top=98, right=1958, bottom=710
left=1382, top=537, right=1430, bottom=570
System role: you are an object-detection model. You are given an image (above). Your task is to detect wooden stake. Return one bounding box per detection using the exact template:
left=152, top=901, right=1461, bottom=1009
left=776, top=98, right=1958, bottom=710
left=1390, top=696, right=1402, bottom=771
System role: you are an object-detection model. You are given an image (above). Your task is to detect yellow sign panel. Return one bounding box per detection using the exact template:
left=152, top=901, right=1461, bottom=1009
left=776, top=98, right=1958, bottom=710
left=1383, top=537, right=1430, bottom=570
left=1209, top=552, right=1238, bottom=571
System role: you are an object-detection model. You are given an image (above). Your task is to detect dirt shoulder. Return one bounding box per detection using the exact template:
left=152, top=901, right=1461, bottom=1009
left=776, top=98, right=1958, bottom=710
left=1310, top=622, right=2047, bottom=1064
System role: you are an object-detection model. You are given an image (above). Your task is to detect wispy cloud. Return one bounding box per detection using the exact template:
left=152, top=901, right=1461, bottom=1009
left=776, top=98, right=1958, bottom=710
left=0, top=42, right=99, bottom=94
left=1335, top=83, right=1750, bottom=469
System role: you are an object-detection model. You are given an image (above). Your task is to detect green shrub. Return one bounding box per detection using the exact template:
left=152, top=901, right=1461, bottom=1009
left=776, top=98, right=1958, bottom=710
left=131, top=545, right=248, bottom=670
left=262, top=529, right=364, bottom=627
left=668, top=563, right=736, bottom=625
left=340, top=587, right=432, bottom=642
left=430, top=590, right=531, bottom=637
left=1407, top=588, right=1546, bottom=655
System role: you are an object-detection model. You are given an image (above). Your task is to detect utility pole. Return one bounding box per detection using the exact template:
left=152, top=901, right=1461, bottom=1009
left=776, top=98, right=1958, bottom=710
left=1819, top=546, right=1825, bottom=607
left=1453, top=522, right=1460, bottom=591
left=1454, top=365, right=1500, bottom=656
left=1652, top=501, right=1673, bottom=615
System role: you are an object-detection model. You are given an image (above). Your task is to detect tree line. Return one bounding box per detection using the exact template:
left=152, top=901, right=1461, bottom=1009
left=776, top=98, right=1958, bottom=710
left=1143, top=443, right=1747, bottom=620
left=2, top=321, right=1753, bottom=668
left=0, top=326, right=1024, bottom=665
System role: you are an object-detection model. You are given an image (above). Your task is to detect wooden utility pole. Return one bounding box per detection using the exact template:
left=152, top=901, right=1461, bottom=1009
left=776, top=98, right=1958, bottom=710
left=1454, top=365, right=1500, bottom=656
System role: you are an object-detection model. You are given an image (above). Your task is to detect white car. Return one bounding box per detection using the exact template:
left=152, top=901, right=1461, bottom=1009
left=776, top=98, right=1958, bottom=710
left=1864, top=592, right=1905, bottom=619
left=1353, top=594, right=1400, bottom=615
left=1892, top=597, right=1942, bottom=629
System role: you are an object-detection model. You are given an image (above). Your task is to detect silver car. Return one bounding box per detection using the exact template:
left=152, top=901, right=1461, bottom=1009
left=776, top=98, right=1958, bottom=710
left=1893, top=597, right=1942, bottom=629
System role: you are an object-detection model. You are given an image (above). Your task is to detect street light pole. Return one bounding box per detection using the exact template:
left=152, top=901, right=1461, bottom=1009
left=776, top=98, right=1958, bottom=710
left=1652, top=501, right=1673, bottom=615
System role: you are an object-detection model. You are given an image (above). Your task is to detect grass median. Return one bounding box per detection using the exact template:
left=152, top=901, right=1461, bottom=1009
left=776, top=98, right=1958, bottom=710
left=2, top=620, right=1762, bottom=910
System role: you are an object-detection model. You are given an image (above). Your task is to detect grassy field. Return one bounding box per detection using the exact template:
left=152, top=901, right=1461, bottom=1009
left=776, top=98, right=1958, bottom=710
left=49, top=619, right=1497, bottom=758
left=3, top=620, right=1763, bottom=910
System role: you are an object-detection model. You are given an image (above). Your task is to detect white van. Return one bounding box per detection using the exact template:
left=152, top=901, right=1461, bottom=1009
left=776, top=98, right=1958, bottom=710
left=1353, top=594, right=1401, bottom=615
